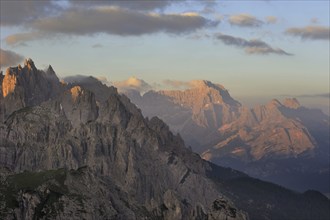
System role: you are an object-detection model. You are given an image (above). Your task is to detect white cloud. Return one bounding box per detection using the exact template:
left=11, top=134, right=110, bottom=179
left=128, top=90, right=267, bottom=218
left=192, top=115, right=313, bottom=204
left=265, top=16, right=277, bottom=24
left=228, top=13, right=263, bottom=27
left=113, top=77, right=152, bottom=93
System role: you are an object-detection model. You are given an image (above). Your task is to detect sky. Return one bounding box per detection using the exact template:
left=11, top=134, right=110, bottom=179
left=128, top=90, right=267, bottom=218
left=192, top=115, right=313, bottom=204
left=0, top=0, right=329, bottom=112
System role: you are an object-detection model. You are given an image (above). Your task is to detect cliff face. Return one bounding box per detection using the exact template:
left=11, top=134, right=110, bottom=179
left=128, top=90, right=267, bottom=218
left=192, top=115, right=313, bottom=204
left=0, top=61, right=247, bottom=220
left=0, top=61, right=329, bottom=220
left=158, top=80, right=241, bottom=129
left=207, top=99, right=316, bottom=161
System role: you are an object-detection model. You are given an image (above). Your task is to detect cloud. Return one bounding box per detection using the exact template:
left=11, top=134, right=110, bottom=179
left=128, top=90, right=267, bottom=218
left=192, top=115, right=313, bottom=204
left=297, top=93, right=329, bottom=98
left=2, top=1, right=218, bottom=46
left=92, top=44, right=103, bottom=48
left=0, top=0, right=58, bottom=26
left=63, top=75, right=93, bottom=83
left=228, top=13, right=263, bottom=27
left=0, top=49, right=24, bottom=69
left=188, top=32, right=211, bottom=40
left=4, top=32, right=49, bottom=46
left=265, top=16, right=277, bottom=24
left=216, top=33, right=292, bottom=56
left=4, top=7, right=217, bottom=46
left=285, top=25, right=330, bottom=40
left=96, top=76, right=112, bottom=86
left=63, top=75, right=114, bottom=88
left=31, top=7, right=217, bottom=36
left=113, top=77, right=152, bottom=93
left=70, top=0, right=175, bottom=11
left=310, top=17, right=319, bottom=24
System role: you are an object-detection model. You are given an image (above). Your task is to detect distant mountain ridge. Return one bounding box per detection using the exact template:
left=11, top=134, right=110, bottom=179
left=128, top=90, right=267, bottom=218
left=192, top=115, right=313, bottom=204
left=124, top=78, right=329, bottom=194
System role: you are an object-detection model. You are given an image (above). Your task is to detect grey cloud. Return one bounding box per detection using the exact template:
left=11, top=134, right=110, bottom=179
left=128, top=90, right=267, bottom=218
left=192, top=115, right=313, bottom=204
left=188, top=33, right=211, bottom=40
left=63, top=75, right=92, bottom=83
left=0, top=48, right=24, bottom=69
left=2, top=1, right=218, bottom=46
left=0, top=0, right=58, bottom=26
left=92, top=44, right=103, bottom=48
left=63, top=75, right=113, bottom=87
left=31, top=7, right=217, bottom=36
left=228, top=14, right=263, bottom=27
left=310, top=18, right=319, bottom=24
left=265, top=16, right=277, bottom=24
left=5, top=8, right=217, bottom=45
left=70, top=0, right=175, bottom=11
left=285, top=25, right=329, bottom=40
left=216, top=33, right=292, bottom=56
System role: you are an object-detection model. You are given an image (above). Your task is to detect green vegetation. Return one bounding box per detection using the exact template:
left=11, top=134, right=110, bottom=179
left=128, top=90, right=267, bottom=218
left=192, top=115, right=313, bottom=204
left=0, top=168, right=68, bottom=215
left=8, top=168, right=67, bottom=191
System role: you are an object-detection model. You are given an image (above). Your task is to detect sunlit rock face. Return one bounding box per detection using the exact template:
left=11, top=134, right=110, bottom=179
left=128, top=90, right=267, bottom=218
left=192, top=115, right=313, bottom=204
left=209, top=98, right=316, bottom=161
left=127, top=82, right=318, bottom=160
left=126, top=80, right=242, bottom=153
left=125, top=79, right=329, bottom=193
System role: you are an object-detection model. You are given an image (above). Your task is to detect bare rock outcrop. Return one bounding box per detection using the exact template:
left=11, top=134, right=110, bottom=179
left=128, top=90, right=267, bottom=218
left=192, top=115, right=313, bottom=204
left=0, top=59, right=63, bottom=120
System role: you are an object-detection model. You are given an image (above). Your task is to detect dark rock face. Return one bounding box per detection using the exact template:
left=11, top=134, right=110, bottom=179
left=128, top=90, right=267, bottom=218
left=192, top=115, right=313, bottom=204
left=0, top=61, right=329, bottom=220
left=0, top=61, right=247, bottom=220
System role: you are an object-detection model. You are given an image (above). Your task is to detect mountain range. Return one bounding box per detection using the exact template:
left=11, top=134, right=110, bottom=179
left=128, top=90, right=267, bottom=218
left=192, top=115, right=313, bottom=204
left=123, top=80, right=330, bottom=194
left=0, top=59, right=329, bottom=219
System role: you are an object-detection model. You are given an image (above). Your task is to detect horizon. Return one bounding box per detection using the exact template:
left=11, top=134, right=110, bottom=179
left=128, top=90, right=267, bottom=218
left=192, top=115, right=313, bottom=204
left=0, top=0, right=329, bottom=113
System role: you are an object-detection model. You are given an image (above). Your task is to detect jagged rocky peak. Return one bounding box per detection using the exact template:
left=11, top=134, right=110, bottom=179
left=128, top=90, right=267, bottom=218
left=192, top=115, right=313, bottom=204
left=0, top=59, right=64, bottom=120
left=190, top=79, right=226, bottom=91
left=191, top=80, right=241, bottom=108
left=159, top=79, right=241, bottom=109
left=24, top=58, right=37, bottom=70
left=283, top=98, right=301, bottom=109
left=267, top=99, right=283, bottom=108
left=46, top=64, right=55, bottom=74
